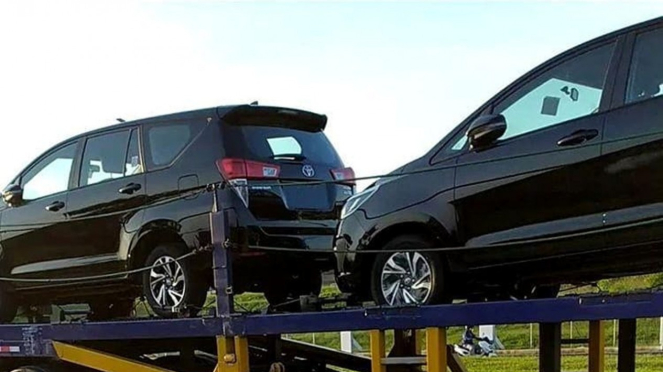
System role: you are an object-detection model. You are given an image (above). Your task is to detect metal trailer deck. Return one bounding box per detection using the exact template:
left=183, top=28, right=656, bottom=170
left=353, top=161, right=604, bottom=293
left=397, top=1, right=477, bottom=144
left=0, top=209, right=662, bottom=372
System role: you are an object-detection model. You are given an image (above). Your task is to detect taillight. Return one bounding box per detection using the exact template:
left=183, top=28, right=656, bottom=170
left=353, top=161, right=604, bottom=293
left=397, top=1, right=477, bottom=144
left=217, top=158, right=281, bottom=180
left=331, top=167, right=356, bottom=185
left=216, top=158, right=281, bottom=207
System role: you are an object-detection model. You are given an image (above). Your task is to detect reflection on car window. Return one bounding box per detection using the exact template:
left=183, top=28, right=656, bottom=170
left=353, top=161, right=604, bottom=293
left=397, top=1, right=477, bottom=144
left=451, top=136, right=467, bottom=151
left=267, top=136, right=303, bottom=156
left=227, top=126, right=342, bottom=166
left=80, top=131, right=132, bottom=187
left=148, top=124, right=191, bottom=166
left=144, top=122, right=207, bottom=168
left=626, top=28, right=663, bottom=104
left=495, top=43, right=614, bottom=140
left=22, top=143, right=77, bottom=200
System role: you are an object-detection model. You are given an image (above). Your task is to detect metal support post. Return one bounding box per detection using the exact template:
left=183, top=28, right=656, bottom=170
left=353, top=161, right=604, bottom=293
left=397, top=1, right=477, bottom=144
left=211, top=206, right=234, bottom=316
left=618, top=319, right=636, bottom=372
left=391, top=330, right=419, bottom=357
left=539, top=322, right=561, bottom=372
left=370, top=330, right=387, bottom=372
left=266, top=335, right=283, bottom=362
left=388, top=330, right=423, bottom=372
left=426, top=327, right=447, bottom=372
left=588, top=320, right=605, bottom=372
left=216, top=336, right=250, bottom=372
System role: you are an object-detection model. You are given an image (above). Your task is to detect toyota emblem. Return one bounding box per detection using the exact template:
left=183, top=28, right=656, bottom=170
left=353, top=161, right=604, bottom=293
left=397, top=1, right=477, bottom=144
left=302, top=165, right=315, bottom=178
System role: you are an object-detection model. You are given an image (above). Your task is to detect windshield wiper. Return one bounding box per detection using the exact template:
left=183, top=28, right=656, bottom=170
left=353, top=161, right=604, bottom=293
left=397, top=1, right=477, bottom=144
left=270, top=153, right=307, bottom=161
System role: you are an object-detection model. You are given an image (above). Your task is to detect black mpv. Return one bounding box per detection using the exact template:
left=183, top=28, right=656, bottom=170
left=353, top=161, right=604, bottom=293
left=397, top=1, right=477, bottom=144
left=335, top=17, right=663, bottom=306
left=0, top=104, right=353, bottom=322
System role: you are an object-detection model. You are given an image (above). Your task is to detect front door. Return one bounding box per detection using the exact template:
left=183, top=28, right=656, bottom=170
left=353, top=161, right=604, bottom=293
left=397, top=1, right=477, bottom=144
left=452, top=40, right=619, bottom=281
left=1, top=141, right=79, bottom=288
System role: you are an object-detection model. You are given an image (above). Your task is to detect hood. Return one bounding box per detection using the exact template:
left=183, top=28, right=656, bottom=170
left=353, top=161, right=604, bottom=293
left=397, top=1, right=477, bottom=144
left=372, top=156, right=426, bottom=188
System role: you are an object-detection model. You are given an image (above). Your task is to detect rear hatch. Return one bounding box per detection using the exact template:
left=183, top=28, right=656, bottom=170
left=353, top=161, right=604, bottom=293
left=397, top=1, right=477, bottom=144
left=219, top=106, right=354, bottom=221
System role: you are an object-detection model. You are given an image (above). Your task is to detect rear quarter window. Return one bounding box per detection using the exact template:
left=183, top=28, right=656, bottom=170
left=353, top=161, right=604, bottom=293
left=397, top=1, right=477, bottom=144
left=143, top=121, right=206, bottom=169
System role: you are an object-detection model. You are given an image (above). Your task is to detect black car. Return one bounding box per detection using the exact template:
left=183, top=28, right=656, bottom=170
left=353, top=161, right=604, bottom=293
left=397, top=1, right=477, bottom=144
left=335, top=17, right=663, bottom=306
left=0, top=104, right=353, bottom=322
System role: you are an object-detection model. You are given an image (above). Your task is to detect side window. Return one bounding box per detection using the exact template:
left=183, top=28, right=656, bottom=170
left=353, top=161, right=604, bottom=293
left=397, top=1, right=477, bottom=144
left=22, top=142, right=77, bottom=200
left=80, top=131, right=131, bottom=187
left=625, top=28, right=663, bottom=104
left=144, top=121, right=205, bottom=168
left=450, top=133, right=469, bottom=151
left=495, top=43, right=615, bottom=140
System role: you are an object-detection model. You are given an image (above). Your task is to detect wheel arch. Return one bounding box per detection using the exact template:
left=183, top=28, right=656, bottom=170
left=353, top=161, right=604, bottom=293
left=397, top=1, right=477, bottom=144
left=368, top=218, right=450, bottom=250
left=127, top=221, right=188, bottom=275
left=357, top=214, right=455, bottom=297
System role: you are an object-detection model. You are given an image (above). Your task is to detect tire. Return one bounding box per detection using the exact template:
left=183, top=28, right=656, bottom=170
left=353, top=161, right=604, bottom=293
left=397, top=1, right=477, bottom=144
left=370, top=235, right=448, bottom=306
left=264, top=266, right=322, bottom=311
left=11, top=367, right=52, bottom=372
left=0, top=286, right=18, bottom=324
left=142, top=245, right=207, bottom=318
left=88, top=297, right=135, bottom=321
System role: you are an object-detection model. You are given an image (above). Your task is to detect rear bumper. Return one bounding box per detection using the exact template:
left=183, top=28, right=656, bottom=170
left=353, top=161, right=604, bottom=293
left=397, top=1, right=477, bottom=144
left=227, top=202, right=338, bottom=269
left=236, top=225, right=336, bottom=269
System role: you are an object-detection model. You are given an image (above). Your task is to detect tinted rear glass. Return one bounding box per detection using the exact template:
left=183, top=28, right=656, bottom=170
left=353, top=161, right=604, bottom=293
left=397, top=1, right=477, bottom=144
left=225, top=125, right=342, bottom=166
left=144, top=121, right=206, bottom=168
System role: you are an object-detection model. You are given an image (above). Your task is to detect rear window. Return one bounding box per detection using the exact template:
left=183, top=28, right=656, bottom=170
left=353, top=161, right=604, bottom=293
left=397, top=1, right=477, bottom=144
left=225, top=125, right=342, bottom=166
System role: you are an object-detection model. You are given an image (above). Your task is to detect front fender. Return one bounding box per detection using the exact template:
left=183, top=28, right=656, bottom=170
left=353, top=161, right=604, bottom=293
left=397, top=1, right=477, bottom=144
left=362, top=199, right=458, bottom=253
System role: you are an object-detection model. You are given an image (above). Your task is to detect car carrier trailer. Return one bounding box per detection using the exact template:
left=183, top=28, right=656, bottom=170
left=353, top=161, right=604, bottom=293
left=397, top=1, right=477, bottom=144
left=0, top=208, right=662, bottom=372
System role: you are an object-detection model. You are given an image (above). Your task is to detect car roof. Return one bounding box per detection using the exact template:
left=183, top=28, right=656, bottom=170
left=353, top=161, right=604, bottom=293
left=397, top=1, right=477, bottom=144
left=64, top=104, right=326, bottom=140
left=16, top=104, right=324, bottom=180
left=73, top=106, right=225, bottom=139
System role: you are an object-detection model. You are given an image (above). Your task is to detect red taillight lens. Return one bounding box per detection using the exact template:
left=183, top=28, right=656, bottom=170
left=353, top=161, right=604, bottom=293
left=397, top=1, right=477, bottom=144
left=217, top=158, right=281, bottom=180
left=331, top=167, right=356, bottom=185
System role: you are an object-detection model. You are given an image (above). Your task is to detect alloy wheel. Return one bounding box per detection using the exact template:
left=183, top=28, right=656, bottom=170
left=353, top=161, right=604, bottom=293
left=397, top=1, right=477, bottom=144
left=380, top=251, right=433, bottom=306
left=149, top=255, right=186, bottom=309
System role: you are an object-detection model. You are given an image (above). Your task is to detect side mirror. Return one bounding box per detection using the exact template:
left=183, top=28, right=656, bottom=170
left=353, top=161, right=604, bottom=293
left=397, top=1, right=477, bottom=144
left=467, top=114, right=507, bottom=150
left=2, top=184, right=23, bottom=206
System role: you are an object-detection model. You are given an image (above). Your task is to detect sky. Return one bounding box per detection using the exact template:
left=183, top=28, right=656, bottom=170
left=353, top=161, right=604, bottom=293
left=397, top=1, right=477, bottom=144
left=1, top=1, right=662, bottom=190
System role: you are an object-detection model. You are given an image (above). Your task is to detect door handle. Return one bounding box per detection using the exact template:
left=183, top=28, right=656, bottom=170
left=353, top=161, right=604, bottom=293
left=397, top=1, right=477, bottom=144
left=557, top=129, right=599, bottom=147
left=119, top=183, right=142, bottom=195
left=45, top=201, right=65, bottom=212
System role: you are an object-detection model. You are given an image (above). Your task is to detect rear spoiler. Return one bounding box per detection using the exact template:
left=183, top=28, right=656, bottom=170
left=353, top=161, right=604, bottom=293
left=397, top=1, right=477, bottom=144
left=219, top=105, right=328, bottom=132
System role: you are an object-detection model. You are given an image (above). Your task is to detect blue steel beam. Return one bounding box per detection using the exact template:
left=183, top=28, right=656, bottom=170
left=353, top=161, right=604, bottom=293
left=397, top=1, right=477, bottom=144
left=0, top=318, right=225, bottom=357
left=0, top=291, right=662, bottom=357
left=224, top=291, right=663, bottom=336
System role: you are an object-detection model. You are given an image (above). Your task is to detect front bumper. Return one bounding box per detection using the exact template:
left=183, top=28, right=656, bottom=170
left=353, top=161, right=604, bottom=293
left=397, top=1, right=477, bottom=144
left=334, top=212, right=371, bottom=293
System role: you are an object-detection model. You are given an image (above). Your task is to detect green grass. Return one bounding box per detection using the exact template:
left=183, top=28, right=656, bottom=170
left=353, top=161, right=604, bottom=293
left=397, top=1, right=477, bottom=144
left=462, top=355, right=663, bottom=372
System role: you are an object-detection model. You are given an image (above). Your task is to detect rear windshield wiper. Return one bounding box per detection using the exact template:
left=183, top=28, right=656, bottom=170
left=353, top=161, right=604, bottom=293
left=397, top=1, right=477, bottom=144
left=270, top=153, right=307, bottom=161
